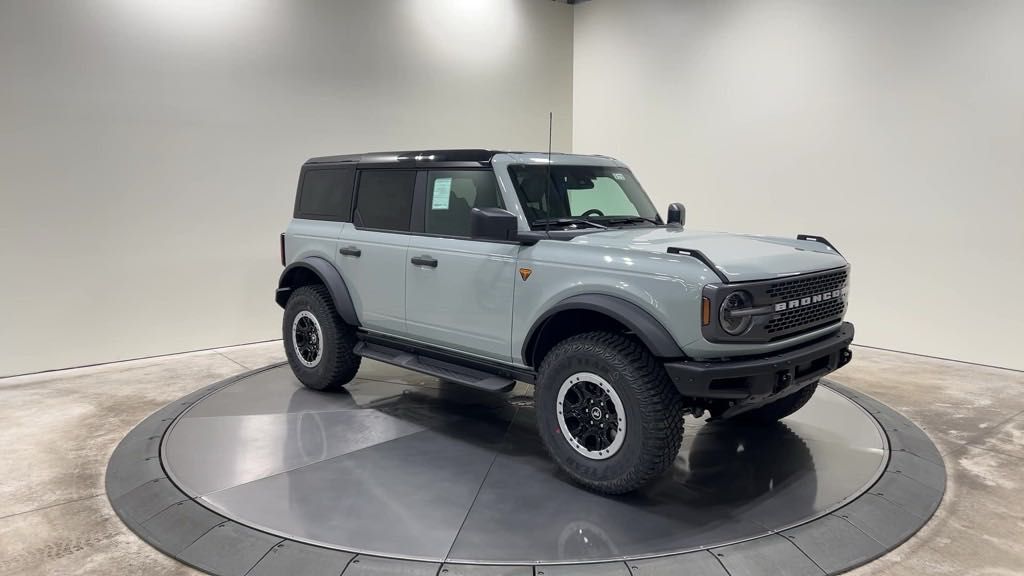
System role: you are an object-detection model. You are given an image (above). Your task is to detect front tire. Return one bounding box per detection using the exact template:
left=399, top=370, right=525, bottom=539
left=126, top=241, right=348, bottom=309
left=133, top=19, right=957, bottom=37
left=731, top=380, right=819, bottom=424
left=535, top=332, right=685, bottom=494
left=283, top=285, right=361, bottom=391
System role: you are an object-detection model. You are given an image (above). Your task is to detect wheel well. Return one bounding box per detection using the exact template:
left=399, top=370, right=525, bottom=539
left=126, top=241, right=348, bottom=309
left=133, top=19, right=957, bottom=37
left=526, top=309, right=637, bottom=368
left=275, top=266, right=324, bottom=307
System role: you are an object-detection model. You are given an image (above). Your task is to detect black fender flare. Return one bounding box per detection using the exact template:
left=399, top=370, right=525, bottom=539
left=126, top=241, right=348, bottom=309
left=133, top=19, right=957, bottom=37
left=522, top=294, right=685, bottom=366
left=275, top=257, right=360, bottom=326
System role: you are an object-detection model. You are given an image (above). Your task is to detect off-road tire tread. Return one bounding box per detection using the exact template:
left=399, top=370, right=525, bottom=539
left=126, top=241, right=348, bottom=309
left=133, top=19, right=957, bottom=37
left=537, top=332, right=685, bottom=494
left=734, top=380, right=819, bottom=423
left=283, top=284, right=360, bottom=391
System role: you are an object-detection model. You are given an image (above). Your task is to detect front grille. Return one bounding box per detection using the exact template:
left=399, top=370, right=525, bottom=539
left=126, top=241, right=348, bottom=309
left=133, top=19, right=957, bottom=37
left=766, top=298, right=845, bottom=335
left=766, top=269, right=848, bottom=300
left=702, top=265, right=850, bottom=343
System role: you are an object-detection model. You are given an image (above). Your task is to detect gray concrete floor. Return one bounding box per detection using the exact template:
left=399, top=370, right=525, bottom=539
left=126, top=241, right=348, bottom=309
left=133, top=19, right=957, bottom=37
left=0, top=343, right=1021, bottom=575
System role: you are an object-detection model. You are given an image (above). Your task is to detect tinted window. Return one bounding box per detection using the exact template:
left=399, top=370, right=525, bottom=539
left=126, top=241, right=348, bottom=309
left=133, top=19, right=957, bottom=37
left=295, top=167, right=354, bottom=221
left=354, top=170, right=416, bottom=231
left=425, top=171, right=504, bottom=237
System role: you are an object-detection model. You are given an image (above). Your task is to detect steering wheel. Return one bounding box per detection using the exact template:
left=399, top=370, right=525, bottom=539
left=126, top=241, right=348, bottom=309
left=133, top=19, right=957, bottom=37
left=580, top=208, right=605, bottom=218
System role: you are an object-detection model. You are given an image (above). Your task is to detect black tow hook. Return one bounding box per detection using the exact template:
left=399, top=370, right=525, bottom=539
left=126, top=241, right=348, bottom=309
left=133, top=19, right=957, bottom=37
left=774, top=371, right=792, bottom=393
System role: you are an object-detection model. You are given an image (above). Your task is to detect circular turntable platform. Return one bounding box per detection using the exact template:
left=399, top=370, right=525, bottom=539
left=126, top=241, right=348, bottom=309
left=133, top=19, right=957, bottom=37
left=107, top=361, right=945, bottom=576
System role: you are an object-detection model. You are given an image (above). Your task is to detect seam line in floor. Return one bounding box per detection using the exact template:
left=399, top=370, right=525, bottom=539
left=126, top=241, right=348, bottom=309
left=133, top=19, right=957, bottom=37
left=193, top=426, right=432, bottom=500
left=441, top=406, right=520, bottom=563
left=0, top=492, right=104, bottom=521
left=955, top=442, right=1024, bottom=462
left=831, top=512, right=885, bottom=548
left=708, top=549, right=730, bottom=574
left=216, top=352, right=252, bottom=371
left=780, top=532, right=828, bottom=574
left=242, top=537, right=286, bottom=576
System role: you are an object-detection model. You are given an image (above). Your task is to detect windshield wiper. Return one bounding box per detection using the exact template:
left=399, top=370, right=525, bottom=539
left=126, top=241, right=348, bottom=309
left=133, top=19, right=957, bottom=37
left=533, top=218, right=608, bottom=229
left=601, top=216, right=660, bottom=226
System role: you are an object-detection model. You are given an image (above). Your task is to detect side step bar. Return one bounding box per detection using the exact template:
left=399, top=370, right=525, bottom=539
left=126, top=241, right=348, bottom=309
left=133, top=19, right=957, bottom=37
left=354, top=342, right=517, bottom=393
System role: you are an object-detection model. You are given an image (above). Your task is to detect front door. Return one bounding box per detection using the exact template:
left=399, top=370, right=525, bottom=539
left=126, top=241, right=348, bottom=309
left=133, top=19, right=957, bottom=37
left=405, top=170, right=517, bottom=362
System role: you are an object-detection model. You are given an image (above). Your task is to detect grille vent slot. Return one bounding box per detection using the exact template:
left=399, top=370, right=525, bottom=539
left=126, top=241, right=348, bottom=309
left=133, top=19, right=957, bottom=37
left=766, top=269, right=847, bottom=300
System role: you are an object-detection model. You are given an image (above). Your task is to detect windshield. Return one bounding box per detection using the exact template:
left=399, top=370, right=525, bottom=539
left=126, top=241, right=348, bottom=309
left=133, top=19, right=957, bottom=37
left=507, top=164, right=661, bottom=229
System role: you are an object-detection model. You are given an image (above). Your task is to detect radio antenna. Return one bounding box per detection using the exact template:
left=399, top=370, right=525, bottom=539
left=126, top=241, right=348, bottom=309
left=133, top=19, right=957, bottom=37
left=544, top=112, right=553, bottom=236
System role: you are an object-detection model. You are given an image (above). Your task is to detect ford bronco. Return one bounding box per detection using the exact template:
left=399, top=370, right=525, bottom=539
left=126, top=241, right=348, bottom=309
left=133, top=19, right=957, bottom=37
left=275, top=149, right=854, bottom=493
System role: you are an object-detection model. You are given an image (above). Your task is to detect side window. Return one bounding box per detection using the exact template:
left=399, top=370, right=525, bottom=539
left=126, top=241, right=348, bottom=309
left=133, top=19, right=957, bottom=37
left=295, top=167, right=355, bottom=221
left=354, top=170, right=416, bottom=231
left=425, top=170, right=504, bottom=237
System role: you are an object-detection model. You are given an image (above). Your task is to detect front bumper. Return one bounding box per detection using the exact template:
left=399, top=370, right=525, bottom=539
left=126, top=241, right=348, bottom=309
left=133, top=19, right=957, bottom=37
left=664, top=322, right=854, bottom=400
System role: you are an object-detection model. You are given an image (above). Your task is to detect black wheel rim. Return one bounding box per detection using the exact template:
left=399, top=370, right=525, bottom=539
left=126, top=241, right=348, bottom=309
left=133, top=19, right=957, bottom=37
left=292, top=311, right=322, bottom=367
left=557, top=372, right=625, bottom=459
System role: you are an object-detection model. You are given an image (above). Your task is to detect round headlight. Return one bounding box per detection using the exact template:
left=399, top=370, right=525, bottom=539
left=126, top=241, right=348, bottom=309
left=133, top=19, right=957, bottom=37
left=719, top=291, right=753, bottom=335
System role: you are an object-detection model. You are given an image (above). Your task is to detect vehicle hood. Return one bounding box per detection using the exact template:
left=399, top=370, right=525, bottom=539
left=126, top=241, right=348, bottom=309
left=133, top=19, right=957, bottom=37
left=569, top=227, right=847, bottom=282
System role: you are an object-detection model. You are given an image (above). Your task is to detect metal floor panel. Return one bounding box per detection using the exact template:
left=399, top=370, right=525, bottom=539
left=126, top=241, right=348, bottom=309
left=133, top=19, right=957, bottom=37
left=164, top=409, right=428, bottom=496
left=107, top=362, right=946, bottom=575
left=200, top=428, right=503, bottom=560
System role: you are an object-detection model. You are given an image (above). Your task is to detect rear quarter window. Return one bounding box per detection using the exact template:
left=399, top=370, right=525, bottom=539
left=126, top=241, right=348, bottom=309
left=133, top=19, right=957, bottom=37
left=294, top=166, right=355, bottom=221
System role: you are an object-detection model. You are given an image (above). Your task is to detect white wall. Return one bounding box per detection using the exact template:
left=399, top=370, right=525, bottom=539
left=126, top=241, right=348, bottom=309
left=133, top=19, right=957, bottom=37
left=0, top=0, right=573, bottom=376
left=574, top=0, right=1024, bottom=370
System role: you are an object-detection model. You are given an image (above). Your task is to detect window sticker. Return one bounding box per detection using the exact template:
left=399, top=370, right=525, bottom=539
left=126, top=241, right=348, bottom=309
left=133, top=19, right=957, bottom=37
left=431, top=177, right=452, bottom=210
left=612, top=173, right=626, bottom=181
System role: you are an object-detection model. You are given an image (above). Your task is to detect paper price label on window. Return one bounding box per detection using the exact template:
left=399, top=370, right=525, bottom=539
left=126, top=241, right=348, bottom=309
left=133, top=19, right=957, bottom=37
left=432, top=177, right=452, bottom=210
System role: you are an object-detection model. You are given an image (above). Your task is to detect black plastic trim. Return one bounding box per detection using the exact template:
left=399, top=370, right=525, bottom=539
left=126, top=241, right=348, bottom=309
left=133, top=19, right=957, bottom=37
left=522, top=294, right=685, bottom=366
left=275, top=257, right=359, bottom=326
left=797, top=234, right=841, bottom=254
left=665, top=322, right=854, bottom=400
left=410, top=256, right=438, bottom=268
left=516, top=229, right=606, bottom=243
left=359, top=332, right=536, bottom=384
left=410, top=170, right=427, bottom=234
left=666, top=247, right=730, bottom=283
left=306, top=149, right=500, bottom=169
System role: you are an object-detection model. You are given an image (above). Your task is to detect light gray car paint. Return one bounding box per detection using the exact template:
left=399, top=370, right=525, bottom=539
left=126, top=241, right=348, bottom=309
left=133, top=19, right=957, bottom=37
left=405, top=235, right=518, bottom=362
left=284, top=152, right=851, bottom=367
left=337, top=223, right=410, bottom=335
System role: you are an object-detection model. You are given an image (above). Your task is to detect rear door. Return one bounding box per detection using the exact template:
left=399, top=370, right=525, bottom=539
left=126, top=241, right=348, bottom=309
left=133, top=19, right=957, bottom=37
left=404, top=170, right=518, bottom=362
left=336, top=169, right=417, bottom=336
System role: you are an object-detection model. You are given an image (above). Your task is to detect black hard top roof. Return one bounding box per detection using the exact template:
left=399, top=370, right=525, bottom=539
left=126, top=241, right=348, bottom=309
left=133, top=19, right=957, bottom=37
left=305, top=149, right=503, bottom=169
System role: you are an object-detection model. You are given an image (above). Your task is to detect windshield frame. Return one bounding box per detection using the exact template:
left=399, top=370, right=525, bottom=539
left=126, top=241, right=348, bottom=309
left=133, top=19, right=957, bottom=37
left=506, top=164, right=662, bottom=230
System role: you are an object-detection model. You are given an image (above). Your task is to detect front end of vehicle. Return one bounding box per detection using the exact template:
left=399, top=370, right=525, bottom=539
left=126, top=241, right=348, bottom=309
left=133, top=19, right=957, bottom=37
left=664, top=265, right=854, bottom=419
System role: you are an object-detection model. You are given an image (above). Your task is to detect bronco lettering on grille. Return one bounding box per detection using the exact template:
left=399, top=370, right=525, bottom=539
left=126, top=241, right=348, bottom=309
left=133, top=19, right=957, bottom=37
left=773, top=288, right=846, bottom=312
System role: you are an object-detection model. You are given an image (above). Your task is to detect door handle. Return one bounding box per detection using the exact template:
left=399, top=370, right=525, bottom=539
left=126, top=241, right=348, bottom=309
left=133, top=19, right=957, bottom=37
left=339, top=246, right=361, bottom=257
left=410, top=255, right=438, bottom=268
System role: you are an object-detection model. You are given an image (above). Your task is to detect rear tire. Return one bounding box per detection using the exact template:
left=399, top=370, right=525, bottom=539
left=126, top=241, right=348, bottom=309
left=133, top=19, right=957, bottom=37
left=535, top=332, right=685, bottom=494
left=731, top=380, right=819, bottom=424
left=283, top=285, right=361, bottom=391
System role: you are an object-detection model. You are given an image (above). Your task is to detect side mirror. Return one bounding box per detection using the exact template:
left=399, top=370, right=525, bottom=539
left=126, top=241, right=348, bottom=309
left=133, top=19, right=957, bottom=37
left=470, top=207, right=519, bottom=242
left=667, top=203, right=686, bottom=228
